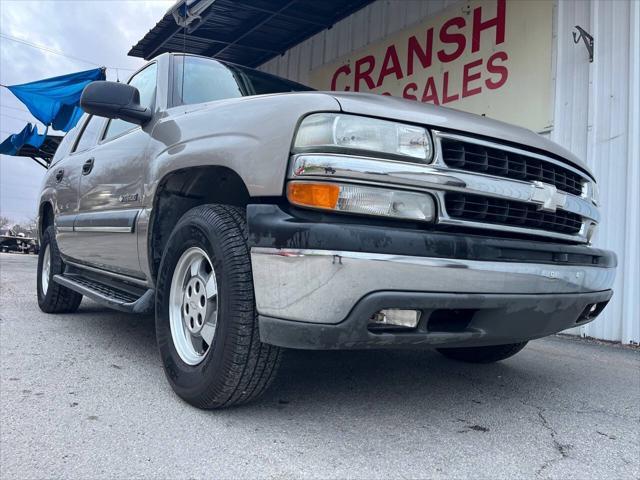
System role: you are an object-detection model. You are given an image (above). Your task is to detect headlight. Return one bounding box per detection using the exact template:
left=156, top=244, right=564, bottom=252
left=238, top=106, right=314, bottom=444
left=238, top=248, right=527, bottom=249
left=294, top=113, right=432, bottom=162
left=287, top=181, right=436, bottom=222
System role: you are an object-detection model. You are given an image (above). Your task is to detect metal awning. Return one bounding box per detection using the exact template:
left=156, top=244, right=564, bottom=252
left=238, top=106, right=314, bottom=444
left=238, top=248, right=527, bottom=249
left=16, top=135, right=62, bottom=168
left=128, top=0, right=375, bottom=67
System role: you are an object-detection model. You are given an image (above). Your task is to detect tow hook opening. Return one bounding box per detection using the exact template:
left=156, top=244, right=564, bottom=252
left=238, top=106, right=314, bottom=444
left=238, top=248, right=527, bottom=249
left=576, top=301, right=609, bottom=324
left=426, top=309, right=476, bottom=333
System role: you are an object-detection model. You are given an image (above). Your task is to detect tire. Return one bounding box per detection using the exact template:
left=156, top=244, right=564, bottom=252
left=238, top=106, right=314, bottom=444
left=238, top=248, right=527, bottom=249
left=155, top=204, right=281, bottom=409
left=37, top=226, right=83, bottom=313
left=436, top=342, right=528, bottom=363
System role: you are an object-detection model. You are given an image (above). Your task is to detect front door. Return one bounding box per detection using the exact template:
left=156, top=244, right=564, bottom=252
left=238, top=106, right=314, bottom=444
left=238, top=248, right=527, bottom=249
left=72, top=62, right=158, bottom=279
left=73, top=127, right=148, bottom=277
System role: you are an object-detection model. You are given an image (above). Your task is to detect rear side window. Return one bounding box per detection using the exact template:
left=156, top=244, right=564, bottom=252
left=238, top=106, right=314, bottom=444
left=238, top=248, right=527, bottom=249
left=73, top=115, right=103, bottom=153
left=174, top=56, right=242, bottom=105
left=172, top=55, right=312, bottom=107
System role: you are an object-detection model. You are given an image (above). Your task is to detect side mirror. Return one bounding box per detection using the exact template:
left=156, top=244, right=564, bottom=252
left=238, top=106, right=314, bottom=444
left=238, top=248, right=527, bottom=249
left=80, top=81, right=152, bottom=126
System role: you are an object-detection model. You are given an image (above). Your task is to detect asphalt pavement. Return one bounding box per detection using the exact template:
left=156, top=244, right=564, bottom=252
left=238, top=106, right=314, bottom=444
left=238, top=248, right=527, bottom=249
left=1, top=252, right=638, bottom=479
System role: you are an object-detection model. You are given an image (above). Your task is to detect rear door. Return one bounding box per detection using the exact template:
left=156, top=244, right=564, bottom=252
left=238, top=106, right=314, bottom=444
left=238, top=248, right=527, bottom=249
left=72, top=63, right=158, bottom=278
left=54, top=114, right=106, bottom=258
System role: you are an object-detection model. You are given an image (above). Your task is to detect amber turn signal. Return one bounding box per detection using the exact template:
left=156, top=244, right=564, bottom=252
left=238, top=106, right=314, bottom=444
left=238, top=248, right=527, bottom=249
left=287, top=182, right=340, bottom=209
left=287, top=180, right=436, bottom=222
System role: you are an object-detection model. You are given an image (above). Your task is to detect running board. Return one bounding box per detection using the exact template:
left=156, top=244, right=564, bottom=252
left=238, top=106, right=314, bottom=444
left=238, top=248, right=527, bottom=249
left=53, top=273, right=155, bottom=314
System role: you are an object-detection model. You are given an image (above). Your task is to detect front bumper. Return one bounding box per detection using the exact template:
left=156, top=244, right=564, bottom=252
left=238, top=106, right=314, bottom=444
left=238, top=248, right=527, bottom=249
left=248, top=205, right=616, bottom=349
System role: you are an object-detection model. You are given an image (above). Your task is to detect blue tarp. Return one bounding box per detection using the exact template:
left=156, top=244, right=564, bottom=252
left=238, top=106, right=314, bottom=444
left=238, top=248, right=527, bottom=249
left=0, top=123, right=45, bottom=156
left=6, top=67, right=105, bottom=132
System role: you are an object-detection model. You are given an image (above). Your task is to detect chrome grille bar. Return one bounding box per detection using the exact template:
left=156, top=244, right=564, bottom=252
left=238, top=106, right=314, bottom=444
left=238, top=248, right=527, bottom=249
left=288, top=133, right=597, bottom=243
left=439, top=137, right=585, bottom=196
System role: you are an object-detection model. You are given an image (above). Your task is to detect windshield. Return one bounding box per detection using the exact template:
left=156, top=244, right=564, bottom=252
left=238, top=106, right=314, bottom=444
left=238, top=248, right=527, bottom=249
left=172, top=55, right=313, bottom=106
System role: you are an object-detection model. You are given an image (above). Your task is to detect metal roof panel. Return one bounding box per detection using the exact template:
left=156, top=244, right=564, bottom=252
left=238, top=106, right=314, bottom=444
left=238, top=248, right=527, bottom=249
left=129, top=0, right=375, bottom=67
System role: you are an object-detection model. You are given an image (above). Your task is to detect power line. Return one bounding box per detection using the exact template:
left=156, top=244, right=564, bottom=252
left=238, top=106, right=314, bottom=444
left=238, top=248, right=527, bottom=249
left=0, top=105, right=30, bottom=114
left=1, top=113, right=34, bottom=123
left=0, top=33, right=137, bottom=72
left=0, top=113, right=45, bottom=126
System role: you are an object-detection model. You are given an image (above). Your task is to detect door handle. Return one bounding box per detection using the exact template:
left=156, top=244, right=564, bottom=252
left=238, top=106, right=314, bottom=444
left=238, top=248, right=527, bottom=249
left=55, top=169, right=64, bottom=182
left=82, top=157, right=95, bottom=175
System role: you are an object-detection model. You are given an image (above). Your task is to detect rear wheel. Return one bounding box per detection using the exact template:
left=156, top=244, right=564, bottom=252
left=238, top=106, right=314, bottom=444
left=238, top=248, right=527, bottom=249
left=37, top=226, right=82, bottom=313
left=436, top=342, right=528, bottom=363
left=155, top=204, right=280, bottom=409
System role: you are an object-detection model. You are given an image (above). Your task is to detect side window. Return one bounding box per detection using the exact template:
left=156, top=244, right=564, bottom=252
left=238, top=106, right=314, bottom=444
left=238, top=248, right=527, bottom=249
left=102, top=62, right=158, bottom=141
left=72, top=115, right=102, bottom=153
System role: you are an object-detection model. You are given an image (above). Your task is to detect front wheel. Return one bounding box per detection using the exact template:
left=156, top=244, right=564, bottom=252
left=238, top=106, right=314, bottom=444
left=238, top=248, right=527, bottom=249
left=155, top=204, right=280, bottom=409
left=436, top=342, right=528, bottom=363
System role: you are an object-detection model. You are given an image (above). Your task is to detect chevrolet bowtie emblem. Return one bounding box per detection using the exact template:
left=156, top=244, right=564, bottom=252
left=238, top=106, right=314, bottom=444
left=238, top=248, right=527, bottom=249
left=530, top=181, right=567, bottom=212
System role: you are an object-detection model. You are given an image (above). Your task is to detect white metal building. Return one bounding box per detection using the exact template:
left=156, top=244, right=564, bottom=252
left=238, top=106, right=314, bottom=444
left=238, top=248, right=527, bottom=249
left=256, top=0, right=639, bottom=345
left=132, top=0, right=638, bottom=343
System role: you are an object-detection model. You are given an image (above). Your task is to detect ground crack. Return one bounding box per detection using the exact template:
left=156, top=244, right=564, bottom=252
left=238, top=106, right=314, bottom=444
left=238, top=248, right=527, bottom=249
left=535, top=409, right=572, bottom=477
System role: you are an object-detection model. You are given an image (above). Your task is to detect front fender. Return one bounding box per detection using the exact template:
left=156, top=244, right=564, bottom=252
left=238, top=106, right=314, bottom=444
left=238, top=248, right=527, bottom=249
left=145, top=92, right=341, bottom=203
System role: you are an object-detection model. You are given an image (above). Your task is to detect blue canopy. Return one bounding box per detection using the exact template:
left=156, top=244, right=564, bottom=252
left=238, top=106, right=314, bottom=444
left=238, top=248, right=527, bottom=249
left=0, top=123, right=45, bottom=156
left=6, top=67, right=105, bottom=132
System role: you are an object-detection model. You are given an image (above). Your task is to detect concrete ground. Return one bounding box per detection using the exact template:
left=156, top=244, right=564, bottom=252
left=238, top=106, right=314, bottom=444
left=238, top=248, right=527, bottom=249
left=0, top=252, right=638, bottom=480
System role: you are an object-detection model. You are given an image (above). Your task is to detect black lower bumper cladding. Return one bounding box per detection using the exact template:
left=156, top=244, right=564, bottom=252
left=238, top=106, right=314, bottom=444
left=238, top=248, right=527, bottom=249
left=259, top=290, right=613, bottom=350
left=247, top=204, right=616, bottom=268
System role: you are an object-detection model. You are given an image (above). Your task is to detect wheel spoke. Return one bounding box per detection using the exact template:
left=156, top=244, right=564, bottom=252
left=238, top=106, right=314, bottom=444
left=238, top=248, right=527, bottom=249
left=205, top=273, right=217, bottom=299
left=201, top=321, right=216, bottom=345
left=190, top=256, right=204, bottom=277
left=188, top=331, right=203, bottom=354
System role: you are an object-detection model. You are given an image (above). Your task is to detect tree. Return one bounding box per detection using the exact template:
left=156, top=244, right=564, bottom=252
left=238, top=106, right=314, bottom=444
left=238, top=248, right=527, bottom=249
left=0, top=216, right=13, bottom=233
left=11, top=217, right=37, bottom=237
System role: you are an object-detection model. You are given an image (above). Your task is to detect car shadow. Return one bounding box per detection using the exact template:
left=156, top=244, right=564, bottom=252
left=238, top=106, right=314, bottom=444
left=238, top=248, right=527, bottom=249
left=73, top=299, right=566, bottom=422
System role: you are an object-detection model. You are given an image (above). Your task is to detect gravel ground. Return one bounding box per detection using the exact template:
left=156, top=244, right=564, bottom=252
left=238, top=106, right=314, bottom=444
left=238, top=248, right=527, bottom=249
left=1, top=252, right=638, bottom=479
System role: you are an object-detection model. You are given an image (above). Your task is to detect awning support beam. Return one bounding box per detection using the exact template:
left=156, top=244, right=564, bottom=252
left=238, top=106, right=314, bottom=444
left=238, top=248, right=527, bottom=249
left=176, top=33, right=282, bottom=55
left=203, top=0, right=298, bottom=58
left=29, top=156, right=49, bottom=169
left=238, top=3, right=330, bottom=28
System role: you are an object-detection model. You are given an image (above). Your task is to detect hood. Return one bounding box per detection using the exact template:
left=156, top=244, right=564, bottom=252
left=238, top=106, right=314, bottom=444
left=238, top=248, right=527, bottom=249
left=325, top=92, right=593, bottom=179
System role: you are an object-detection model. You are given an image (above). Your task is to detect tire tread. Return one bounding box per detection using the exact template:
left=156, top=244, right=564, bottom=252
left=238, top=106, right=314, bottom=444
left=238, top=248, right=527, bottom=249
left=37, top=226, right=82, bottom=314
left=158, top=204, right=280, bottom=409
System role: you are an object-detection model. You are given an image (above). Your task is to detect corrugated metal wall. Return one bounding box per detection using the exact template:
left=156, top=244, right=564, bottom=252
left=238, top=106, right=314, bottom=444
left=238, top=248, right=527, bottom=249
left=554, top=0, right=639, bottom=344
left=260, top=0, right=464, bottom=83
left=260, top=0, right=639, bottom=344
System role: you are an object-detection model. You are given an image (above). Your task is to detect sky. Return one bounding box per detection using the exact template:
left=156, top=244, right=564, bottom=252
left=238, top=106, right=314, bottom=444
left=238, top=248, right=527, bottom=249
left=0, top=0, right=174, bottom=224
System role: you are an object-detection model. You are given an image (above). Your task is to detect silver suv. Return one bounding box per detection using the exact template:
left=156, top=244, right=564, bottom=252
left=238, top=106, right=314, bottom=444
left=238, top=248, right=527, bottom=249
left=36, top=53, right=616, bottom=409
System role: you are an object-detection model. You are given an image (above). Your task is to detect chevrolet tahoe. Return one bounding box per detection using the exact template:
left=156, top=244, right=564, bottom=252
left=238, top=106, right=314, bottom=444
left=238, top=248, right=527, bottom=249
left=35, top=53, right=616, bottom=409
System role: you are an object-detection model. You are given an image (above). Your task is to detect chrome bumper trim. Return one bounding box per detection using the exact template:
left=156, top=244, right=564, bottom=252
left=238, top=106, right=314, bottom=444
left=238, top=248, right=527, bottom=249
left=251, top=248, right=616, bottom=324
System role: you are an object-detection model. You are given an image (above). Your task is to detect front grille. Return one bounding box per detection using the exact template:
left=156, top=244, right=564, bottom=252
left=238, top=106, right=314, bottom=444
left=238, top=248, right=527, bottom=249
left=440, top=138, right=585, bottom=196
left=445, top=193, right=583, bottom=235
